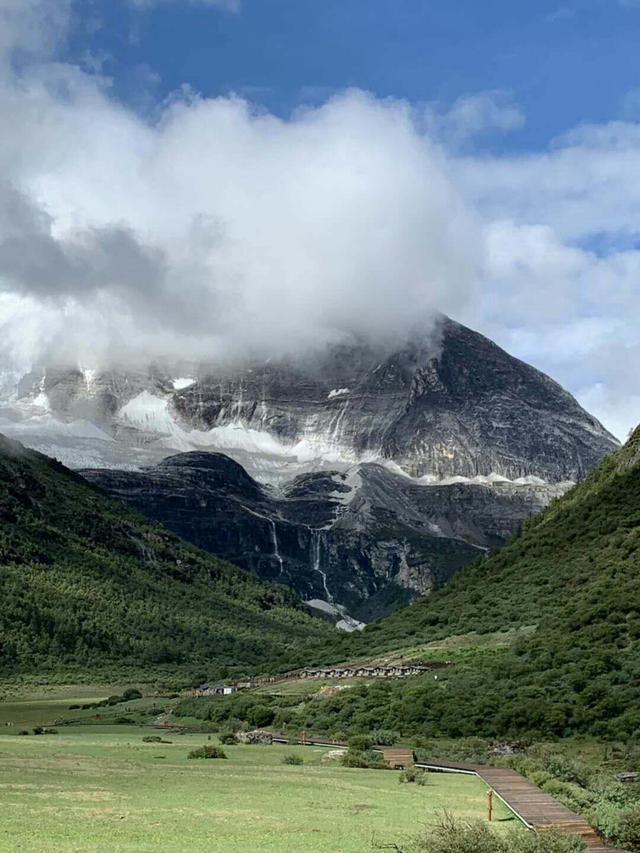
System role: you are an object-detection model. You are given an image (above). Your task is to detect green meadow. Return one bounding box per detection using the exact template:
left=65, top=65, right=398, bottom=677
left=0, top=691, right=517, bottom=853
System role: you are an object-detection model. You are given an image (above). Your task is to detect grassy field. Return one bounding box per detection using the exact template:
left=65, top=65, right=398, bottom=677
left=0, top=686, right=123, bottom=729
left=254, top=678, right=365, bottom=697
left=0, top=694, right=518, bottom=852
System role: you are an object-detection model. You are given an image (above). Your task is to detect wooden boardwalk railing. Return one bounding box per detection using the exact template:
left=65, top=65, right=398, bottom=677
left=415, top=760, right=627, bottom=852
left=262, top=732, right=626, bottom=851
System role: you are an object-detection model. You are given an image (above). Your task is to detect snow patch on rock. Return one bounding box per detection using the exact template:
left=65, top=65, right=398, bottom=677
left=81, top=368, right=97, bottom=390
left=172, top=377, right=195, bottom=391
left=336, top=615, right=366, bottom=633
left=0, top=412, right=113, bottom=442
left=305, top=598, right=366, bottom=633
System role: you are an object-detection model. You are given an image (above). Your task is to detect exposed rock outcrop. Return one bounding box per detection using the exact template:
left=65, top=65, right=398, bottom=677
left=83, top=451, right=568, bottom=622
left=170, top=317, right=617, bottom=482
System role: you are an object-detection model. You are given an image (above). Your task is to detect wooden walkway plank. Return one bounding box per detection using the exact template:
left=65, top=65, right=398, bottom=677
left=262, top=734, right=626, bottom=852
left=413, top=759, right=628, bottom=853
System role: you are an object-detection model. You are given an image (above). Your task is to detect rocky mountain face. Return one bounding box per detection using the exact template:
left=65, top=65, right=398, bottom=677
left=170, top=317, right=616, bottom=482
left=0, top=316, right=619, bottom=622
left=84, top=451, right=569, bottom=625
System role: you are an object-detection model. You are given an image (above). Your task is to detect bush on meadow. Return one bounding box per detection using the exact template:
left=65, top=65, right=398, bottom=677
left=187, top=745, right=227, bottom=760
left=408, top=814, right=585, bottom=853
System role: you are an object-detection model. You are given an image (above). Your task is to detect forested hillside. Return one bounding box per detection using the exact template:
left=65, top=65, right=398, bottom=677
left=183, top=426, right=640, bottom=739
left=329, top=425, right=640, bottom=737
left=0, top=435, right=332, bottom=679
left=354, top=424, right=640, bottom=656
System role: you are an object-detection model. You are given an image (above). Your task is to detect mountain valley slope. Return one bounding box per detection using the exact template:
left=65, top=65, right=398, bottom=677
left=298, top=428, right=640, bottom=739
left=0, top=434, right=332, bottom=678
left=0, top=316, right=619, bottom=621
left=210, top=425, right=640, bottom=740
left=82, top=451, right=566, bottom=623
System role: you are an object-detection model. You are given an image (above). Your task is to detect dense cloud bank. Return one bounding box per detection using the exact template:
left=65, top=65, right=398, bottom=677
left=0, top=0, right=638, bottom=439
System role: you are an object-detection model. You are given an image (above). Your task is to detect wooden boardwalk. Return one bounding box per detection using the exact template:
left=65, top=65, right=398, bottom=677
left=264, top=733, right=626, bottom=850
left=416, top=760, right=626, bottom=852
left=380, top=747, right=415, bottom=769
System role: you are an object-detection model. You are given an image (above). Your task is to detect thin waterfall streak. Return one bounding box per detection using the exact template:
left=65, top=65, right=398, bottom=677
left=270, top=519, right=284, bottom=575
left=310, top=528, right=332, bottom=602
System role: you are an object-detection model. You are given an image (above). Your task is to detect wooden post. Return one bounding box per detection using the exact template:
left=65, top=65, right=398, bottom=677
left=487, top=789, right=493, bottom=822
left=300, top=730, right=306, bottom=745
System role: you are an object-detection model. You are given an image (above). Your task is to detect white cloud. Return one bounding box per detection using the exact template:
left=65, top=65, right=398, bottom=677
left=456, top=130, right=640, bottom=440
left=579, top=384, right=640, bottom=445
left=0, top=17, right=480, bottom=370
left=0, top=0, right=638, bottom=443
left=422, top=90, right=525, bottom=149
left=0, top=0, right=71, bottom=60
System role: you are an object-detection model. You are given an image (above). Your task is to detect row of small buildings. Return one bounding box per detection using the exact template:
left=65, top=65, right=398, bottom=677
left=298, top=664, right=436, bottom=679
left=192, top=683, right=238, bottom=696
left=192, top=661, right=448, bottom=695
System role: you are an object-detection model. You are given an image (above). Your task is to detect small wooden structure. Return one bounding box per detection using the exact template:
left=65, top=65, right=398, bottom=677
left=192, top=683, right=237, bottom=697
left=414, top=760, right=628, bottom=852
left=616, top=772, right=640, bottom=784
left=380, top=748, right=415, bottom=769
left=188, top=660, right=450, bottom=694
left=299, top=663, right=446, bottom=680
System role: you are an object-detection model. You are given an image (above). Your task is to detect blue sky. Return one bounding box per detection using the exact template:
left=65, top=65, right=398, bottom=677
left=72, top=0, right=640, bottom=152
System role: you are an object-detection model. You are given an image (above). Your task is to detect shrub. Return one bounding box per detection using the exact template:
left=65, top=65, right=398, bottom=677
left=408, top=814, right=586, bottom=853
left=616, top=808, right=640, bottom=851
left=587, top=800, right=625, bottom=843
left=347, top=735, right=374, bottom=751
left=399, top=767, right=417, bottom=783
left=591, top=778, right=638, bottom=808
left=341, top=749, right=368, bottom=768
left=122, top=688, right=143, bottom=701
left=219, top=732, right=238, bottom=745
left=247, top=705, right=275, bottom=728
left=414, top=737, right=492, bottom=766
left=114, top=716, right=135, bottom=725
left=510, top=830, right=586, bottom=853
left=188, top=745, right=227, bottom=760
left=142, top=736, right=163, bottom=743
left=32, top=726, right=44, bottom=735
left=409, top=814, right=502, bottom=853
left=226, top=718, right=248, bottom=734
left=282, top=754, right=303, bottom=765
left=17, top=730, right=29, bottom=736
left=341, top=748, right=386, bottom=769
left=400, top=767, right=428, bottom=785
left=372, top=729, right=399, bottom=746
left=540, top=778, right=595, bottom=813
left=529, top=770, right=555, bottom=788
left=528, top=749, right=592, bottom=787
left=364, top=749, right=385, bottom=766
